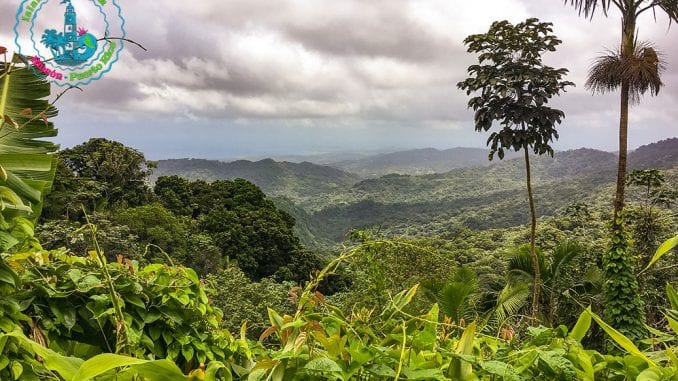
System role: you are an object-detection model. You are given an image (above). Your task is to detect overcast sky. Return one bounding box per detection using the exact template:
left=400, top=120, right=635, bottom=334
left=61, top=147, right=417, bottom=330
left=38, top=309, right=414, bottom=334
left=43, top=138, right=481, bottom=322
left=2, top=0, right=677, bottom=159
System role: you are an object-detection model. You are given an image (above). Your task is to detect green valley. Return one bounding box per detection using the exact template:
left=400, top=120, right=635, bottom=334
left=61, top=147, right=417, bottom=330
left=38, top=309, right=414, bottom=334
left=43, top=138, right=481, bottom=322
left=154, top=139, right=678, bottom=246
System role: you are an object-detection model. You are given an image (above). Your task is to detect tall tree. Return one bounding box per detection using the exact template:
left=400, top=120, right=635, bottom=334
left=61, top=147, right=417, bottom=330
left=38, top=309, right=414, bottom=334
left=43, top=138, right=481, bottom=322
left=565, top=0, right=678, bottom=341
left=154, top=175, right=193, bottom=216
left=56, top=138, right=156, bottom=211
left=458, top=18, right=574, bottom=322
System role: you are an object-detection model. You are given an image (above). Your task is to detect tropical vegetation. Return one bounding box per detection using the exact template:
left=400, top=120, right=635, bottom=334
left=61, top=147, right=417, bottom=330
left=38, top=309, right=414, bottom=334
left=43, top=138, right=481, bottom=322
left=565, top=0, right=678, bottom=342
left=0, top=8, right=677, bottom=381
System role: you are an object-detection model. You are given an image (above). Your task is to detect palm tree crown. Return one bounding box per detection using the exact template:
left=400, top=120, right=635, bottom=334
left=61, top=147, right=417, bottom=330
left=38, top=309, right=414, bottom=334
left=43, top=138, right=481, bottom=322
left=586, top=42, right=664, bottom=104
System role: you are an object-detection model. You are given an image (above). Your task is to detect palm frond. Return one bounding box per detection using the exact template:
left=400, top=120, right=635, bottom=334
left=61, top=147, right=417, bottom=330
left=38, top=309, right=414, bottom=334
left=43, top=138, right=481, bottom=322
left=581, top=266, right=603, bottom=289
left=586, top=41, right=665, bottom=104
left=452, top=266, right=477, bottom=285
left=566, top=266, right=603, bottom=300
left=565, top=0, right=613, bottom=18
left=585, top=49, right=623, bottom=93
left=549, top=240, right=584, bottom=280
left=436, top=266, right=479, bottom=323
left=493, top=283, right=530, bottom=322
left=421, top=279, right=446, bottom=303
left=655, top=0, right=678, bottom=24
left=506, top=245, right=546, bottom=282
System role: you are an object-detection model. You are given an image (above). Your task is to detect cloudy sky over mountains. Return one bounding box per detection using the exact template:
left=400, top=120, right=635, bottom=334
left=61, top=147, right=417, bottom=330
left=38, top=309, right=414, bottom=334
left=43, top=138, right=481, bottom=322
left=2, top=0, right=677, bottom=159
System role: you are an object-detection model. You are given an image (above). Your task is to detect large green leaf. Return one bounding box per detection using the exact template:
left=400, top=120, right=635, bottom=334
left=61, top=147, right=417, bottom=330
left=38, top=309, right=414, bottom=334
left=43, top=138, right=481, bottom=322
left=4, top=331, right=192, bottom=381
left=584, top=307, right=655, bottom=366
left=0, top=61, right=58, bottom=251
left=640, top=234, right=678, bottom=274
left=71, top=355, right=189, bottom=381
left=205, top=361, right=231, bottom=381
left=570, top=309, right=592, bottom=342
left=87, top=349, right=190, bottom=379
left=5, top=330, right=83, bottom=380
left=448, top=321, right=477, bottom=380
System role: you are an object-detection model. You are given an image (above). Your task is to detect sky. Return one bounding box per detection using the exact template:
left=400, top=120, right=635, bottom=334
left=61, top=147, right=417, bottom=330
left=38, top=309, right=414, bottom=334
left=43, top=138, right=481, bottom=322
left=2, top=0, right=677, bottom=160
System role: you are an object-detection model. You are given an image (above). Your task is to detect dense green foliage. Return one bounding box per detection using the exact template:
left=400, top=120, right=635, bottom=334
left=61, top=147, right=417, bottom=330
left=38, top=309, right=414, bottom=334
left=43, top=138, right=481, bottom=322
left=153, top=176, right=319, bottom=281
left=5, top=237, right=678, bottom=380
left=627, top=169, right=678, bottom=325
left=43, top=138, right=155, bottom=218
left=9, top=249, right=237, bottom=371
left=2, top=7, right=678, bottom=378
left=603, top=213, right=647, bottom=343
left=206, top=266, right=294, bottom=337
left=40, top=153, right=325, bottom=282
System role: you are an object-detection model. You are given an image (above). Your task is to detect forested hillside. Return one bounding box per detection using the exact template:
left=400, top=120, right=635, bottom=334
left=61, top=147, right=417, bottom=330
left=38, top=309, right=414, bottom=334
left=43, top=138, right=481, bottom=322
left=331, top=147, right=521, bottom=177
left=153, top=158, right=360, bottom=203
left=629, top=138, right=678, bottom=169
left=154, top=140, right=678, bottom=246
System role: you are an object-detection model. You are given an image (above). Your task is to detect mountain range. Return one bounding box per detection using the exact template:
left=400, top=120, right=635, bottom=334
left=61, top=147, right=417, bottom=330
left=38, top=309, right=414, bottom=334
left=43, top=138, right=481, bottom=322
left=152, top=138, right=678, bottom=246
left=331, top=147, right=521, bottom=177
left=151, top=158, right=360, bottom=203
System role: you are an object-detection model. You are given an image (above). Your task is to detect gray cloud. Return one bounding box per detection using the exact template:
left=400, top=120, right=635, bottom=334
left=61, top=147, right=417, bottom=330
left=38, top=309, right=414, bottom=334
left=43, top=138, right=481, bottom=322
left=1, top=0, right=677, bottom=157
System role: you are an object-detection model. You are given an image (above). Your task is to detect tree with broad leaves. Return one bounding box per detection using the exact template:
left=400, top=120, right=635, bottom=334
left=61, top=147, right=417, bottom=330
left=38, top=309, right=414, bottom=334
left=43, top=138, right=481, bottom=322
left=458, top=18, right=574, bottom=323
left=56, top=138, right=156, bottom=212
left=564, top=0, right=678, bottom=342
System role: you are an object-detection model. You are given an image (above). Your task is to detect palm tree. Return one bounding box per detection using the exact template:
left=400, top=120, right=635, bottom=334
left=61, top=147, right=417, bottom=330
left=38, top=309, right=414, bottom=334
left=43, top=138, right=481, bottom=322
left=587, top=42, right=664, bottom=214
left=422, top=266, right=530, bottom=333
left=565, top=0, right=678, bottom=342
left=506, top=241, right=595, bottom=326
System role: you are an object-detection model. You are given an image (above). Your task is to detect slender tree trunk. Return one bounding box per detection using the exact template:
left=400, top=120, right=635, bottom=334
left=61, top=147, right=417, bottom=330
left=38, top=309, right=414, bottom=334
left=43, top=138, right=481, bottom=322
left=613, top=13, right=634, bottom=223
left=524, top=148, right=540, bottom=323
left=613, top=80, right=629, bottom=219
left=601, top=14, right=646, bottom=344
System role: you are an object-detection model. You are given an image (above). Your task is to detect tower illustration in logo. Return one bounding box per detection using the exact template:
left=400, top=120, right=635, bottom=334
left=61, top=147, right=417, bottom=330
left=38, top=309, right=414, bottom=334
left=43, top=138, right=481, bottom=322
left=16, top=0, right=126, bottom=85
left=40, top=0, right=98, bottom=66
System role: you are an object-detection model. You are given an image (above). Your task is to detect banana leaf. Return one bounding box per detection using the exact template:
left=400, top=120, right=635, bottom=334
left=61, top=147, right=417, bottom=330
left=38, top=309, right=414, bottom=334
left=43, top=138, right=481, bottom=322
left=0, top=60, right=58, bottom=251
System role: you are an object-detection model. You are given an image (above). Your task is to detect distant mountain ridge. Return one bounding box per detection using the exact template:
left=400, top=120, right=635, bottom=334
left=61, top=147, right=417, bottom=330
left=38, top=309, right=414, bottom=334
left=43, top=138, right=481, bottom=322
left=331, top=147, right=522, bottom=177
left=151, top=138, right=677, bottom=247
left=629, top=138, right=678, bottom=169
left=152, top=158, right=360, bottom=202
left=306, top=141, right=678, bottom=242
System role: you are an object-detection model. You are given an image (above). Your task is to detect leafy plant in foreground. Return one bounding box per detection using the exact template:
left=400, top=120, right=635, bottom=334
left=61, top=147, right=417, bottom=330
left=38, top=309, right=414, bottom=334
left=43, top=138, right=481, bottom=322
left=7, top=246, right=246, bottom=373
left=0, top=55, right=59, bottom=252
left=0, top=49, right=60, bottom=380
